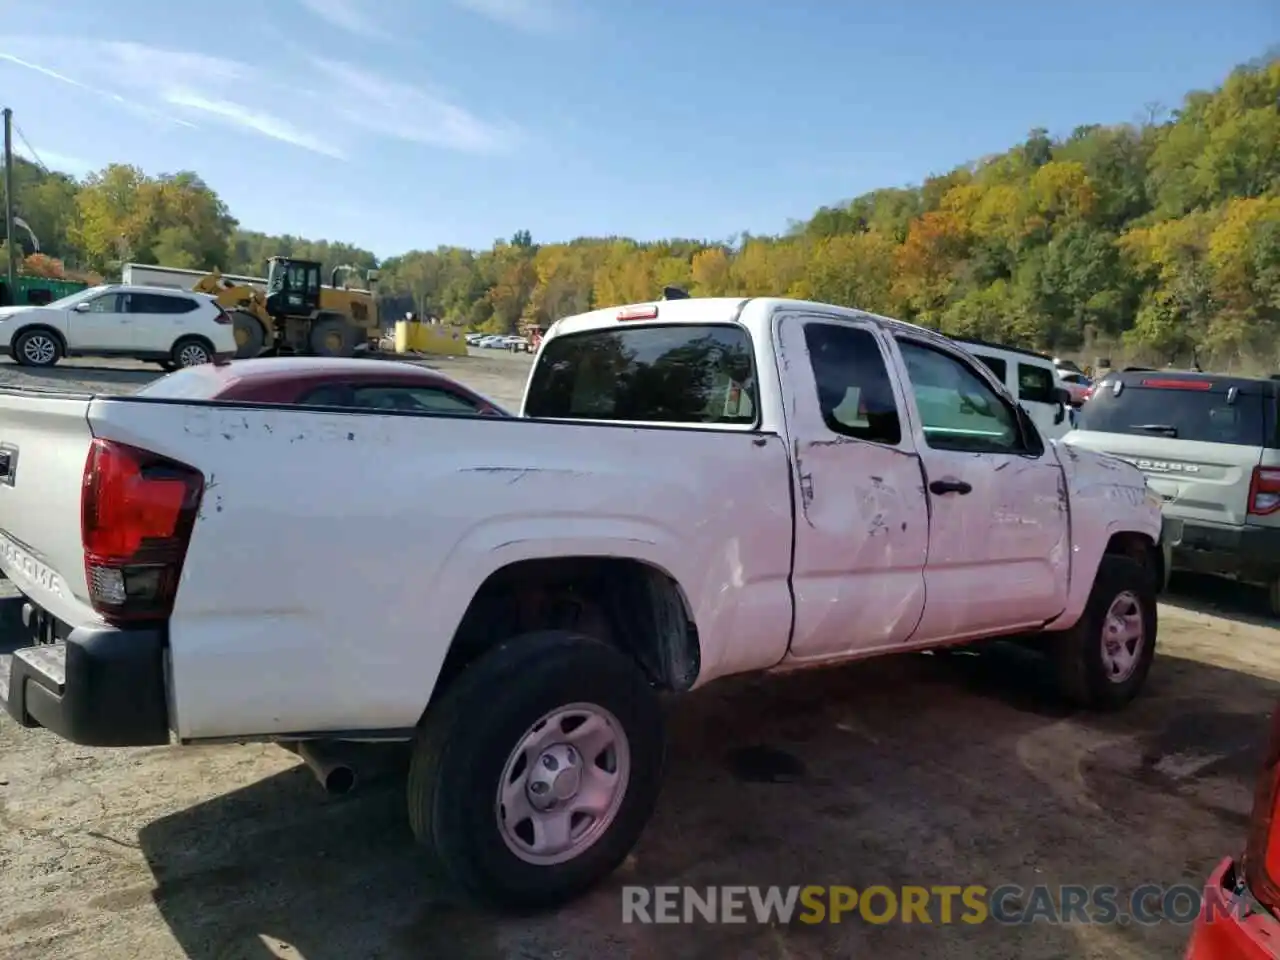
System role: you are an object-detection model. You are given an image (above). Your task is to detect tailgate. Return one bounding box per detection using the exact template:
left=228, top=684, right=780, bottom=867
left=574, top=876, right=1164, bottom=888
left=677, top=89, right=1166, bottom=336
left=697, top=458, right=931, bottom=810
left=1065, top=432, right=1261, bottom=525
left=1070, top=375, right=1273, bottom=527
left=0, top=388, right=96, bottom=624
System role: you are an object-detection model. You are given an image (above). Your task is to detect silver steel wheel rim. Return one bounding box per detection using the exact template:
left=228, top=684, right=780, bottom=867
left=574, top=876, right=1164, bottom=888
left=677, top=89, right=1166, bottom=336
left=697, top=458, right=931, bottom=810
left=23, top=334, right=56, bottom=365
left=178, top=344, right=210, bottom=367
left=1101, top=590, right=1145, bottom=683
left=495, top=702, right=631, bottom=866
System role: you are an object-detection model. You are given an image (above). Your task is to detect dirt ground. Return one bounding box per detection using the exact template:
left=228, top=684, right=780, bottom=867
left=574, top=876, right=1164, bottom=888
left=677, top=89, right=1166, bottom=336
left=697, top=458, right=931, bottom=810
left=1, top=351, right=1278, bottom=959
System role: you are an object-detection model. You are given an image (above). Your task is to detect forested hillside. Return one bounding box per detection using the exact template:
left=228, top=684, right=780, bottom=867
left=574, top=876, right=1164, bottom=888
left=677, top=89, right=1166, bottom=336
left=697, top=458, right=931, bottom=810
left=6, top=55, right=1278, bottom=368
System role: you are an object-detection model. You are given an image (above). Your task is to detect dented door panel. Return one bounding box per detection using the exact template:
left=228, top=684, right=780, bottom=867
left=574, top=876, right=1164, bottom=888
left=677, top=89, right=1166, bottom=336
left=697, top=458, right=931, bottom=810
left=889, top=335, right=1071, bottom=643
left=774, top=312, right=930, bottom=660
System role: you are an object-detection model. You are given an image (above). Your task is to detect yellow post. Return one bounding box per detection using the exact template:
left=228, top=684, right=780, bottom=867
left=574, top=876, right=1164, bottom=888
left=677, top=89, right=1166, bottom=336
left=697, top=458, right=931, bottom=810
left=394, top=319, right=413, bottom=354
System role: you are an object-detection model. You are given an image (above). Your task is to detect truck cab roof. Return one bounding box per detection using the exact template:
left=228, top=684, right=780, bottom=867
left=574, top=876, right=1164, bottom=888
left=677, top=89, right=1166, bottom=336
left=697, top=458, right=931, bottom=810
left=548, top=296, right=953, bottom=352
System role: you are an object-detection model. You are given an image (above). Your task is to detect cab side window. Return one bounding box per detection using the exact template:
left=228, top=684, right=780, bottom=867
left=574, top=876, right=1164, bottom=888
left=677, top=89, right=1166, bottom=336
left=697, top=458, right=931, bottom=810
left=1017, top=362, right=1058, bottom=404
left=803, top=322, right=902, bottom=446
left=896, top=338, right=1022, bottom=453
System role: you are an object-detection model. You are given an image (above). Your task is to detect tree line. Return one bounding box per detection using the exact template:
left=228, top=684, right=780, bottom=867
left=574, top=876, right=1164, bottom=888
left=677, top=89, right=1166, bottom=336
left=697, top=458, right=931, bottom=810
left=4, top=55, right=1278, bottom=369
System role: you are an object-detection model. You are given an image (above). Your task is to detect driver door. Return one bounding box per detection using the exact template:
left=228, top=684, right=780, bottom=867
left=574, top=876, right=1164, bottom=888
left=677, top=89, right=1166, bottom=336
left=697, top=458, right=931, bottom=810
left=891, top=334, right=1070, bottom=643
left=66, top=291, right=134, bottom=353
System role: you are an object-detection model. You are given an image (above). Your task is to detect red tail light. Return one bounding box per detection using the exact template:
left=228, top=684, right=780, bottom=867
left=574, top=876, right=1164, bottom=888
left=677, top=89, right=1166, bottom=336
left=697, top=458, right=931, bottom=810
left=1140, top=378, right=1213, bottom=390
left=617, top=305, right=659, bottom=322
left=1243, top=705, right=1280, bottom=911
left=81, top=440, right=205, bottom=624
left=213, top=307, right=232, bottom=325
left=1249, top=466, right=1280, bottom=516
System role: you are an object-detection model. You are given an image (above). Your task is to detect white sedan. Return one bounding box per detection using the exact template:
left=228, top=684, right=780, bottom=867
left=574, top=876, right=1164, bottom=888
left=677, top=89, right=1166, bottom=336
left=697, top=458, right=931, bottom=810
left=0, top=283, right=237, bottom=370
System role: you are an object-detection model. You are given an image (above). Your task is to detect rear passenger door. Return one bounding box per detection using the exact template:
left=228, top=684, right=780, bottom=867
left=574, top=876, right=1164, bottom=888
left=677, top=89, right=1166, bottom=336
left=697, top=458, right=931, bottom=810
left=125, top=293, right=198, bottom=354
left=892, top=335, right=1070, bottom=643
left=776, top=313, right=931, bottom=661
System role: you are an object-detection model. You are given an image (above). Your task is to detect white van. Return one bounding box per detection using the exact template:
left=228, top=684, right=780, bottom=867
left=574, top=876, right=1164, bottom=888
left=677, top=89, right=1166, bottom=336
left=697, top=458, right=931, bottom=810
left=953, top=338, right=1073, bottom=441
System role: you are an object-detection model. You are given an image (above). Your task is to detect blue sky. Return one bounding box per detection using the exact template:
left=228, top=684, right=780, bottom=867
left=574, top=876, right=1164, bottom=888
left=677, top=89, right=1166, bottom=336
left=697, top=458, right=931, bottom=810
left=1, top=1, right=1276, bottom=259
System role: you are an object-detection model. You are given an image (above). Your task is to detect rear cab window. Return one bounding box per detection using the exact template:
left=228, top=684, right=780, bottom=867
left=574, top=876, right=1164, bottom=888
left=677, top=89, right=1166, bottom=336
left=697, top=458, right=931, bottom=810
left=1078, top=375, right=1276, bottom=448
left=524, top=324, right=758, bottom=425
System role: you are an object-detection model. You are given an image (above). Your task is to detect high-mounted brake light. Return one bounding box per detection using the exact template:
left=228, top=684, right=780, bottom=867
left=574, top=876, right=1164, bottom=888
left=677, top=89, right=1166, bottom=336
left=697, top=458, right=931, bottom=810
left=1140, top=378, right=1213, bottom=391
left=616, top=305, right=659, bottom=322
left=81, top=440, right=205, bottom=623
left=1248, top=466, right=1280, bottom=517
left=1243, top=704, right=1280, bottom=911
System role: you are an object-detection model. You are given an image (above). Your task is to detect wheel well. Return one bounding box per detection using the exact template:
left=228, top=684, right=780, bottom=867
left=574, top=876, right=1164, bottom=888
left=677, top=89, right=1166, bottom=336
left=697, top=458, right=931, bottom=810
left=172, top=333, right=216, bottom=354
left=431, top=557, right=700, bottom=704
left=15, top=324, right=67, bottom=353
left=1105, top=531, right=1164, bottom=592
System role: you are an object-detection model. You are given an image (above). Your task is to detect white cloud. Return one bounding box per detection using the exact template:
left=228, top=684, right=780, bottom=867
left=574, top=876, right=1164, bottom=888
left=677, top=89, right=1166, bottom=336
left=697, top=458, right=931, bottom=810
left=312, top=58, right=518, bottom=154
left=164, top=89, right=346, bottom=159
left=450, top=0, right=572, bottom=33
left=0, top=51, right=196, bottom=128
left=297, top=0, right=389, bottom=39
left=0, top=37, right=510, bottom=160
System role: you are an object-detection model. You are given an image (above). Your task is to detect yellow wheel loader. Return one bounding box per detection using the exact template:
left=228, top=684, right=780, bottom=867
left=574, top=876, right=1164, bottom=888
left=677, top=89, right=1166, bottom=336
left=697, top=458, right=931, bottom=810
left=192, top=257, right=381, bottom=360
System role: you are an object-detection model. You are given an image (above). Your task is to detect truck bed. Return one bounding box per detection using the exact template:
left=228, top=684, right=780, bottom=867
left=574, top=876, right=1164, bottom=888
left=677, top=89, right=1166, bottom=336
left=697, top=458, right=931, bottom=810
left=0, top=391, right=797, bottom=740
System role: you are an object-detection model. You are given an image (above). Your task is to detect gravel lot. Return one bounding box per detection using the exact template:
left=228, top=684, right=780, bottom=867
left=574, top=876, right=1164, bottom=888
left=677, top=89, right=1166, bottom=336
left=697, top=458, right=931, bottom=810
left=1, top=351, right=1278, bottom=959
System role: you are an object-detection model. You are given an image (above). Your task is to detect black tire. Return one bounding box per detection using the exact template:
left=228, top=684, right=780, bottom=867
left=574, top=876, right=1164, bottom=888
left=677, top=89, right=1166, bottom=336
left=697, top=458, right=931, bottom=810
left=13, top=328, right=63, bottom=368
left=407, top=630, right=665, bottom=910
left=230, top=311, right=266, bottom=360
left=171, top=337, right=214, bottom=368
left=308, top=316, right=358, bottom=358
left=1049, top=554, right=1157, bottom=710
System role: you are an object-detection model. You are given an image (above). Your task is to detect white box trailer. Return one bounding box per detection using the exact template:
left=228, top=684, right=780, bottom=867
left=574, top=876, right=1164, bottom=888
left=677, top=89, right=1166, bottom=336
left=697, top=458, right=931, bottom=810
left=121, top=263, right=268, bottom=292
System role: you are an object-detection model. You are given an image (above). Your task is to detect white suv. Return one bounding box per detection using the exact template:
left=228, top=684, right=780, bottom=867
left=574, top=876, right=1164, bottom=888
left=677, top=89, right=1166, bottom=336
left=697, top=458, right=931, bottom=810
left=0, top=284, right=237, bottom=370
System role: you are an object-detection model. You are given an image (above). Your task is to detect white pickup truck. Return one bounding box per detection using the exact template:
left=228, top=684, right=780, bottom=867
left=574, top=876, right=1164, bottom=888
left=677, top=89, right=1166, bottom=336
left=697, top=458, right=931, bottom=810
left=0, top=296, right=1164, bottom=909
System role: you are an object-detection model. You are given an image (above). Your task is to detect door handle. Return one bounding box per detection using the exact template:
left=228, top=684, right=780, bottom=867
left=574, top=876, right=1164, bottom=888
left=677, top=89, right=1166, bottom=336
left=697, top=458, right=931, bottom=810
left=928, top=478, right=972, bottom=496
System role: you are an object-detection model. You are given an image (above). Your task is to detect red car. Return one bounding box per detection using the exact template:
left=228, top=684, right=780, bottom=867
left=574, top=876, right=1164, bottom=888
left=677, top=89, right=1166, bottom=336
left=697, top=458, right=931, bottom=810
left=1185, top=704, right=1280, bottom=958
left=135, top=356, right=511, bottom=416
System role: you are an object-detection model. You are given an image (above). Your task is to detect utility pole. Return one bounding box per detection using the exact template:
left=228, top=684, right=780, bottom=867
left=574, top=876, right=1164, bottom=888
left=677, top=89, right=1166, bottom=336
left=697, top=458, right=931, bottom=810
left=3, top=108, right=15, bottom=299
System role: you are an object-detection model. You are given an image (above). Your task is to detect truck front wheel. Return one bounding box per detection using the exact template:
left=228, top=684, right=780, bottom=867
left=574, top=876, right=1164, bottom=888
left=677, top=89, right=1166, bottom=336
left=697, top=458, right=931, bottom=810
left=1049, top=554, right=1157, bottom=710
left=407, top=630, right=665, bottom=909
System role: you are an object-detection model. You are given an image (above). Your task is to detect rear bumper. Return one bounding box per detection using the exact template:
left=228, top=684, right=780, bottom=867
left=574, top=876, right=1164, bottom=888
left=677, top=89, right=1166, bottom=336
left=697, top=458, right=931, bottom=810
left=1185, top=858, right=1280, bottom=959
left=0, top=604, right=171, bottom=746
left=1164, top=518, right=1280, bottom=582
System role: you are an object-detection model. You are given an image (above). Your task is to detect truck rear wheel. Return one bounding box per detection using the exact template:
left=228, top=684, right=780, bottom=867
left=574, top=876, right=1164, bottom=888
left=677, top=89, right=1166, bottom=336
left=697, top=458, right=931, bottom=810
left=230, top=311, right=266, bottom=359
left=407, top=630, right=665, bottom=909
left=308, top=317, right=357, bottom=358
left=1049, top=554, right=1157, bottom=710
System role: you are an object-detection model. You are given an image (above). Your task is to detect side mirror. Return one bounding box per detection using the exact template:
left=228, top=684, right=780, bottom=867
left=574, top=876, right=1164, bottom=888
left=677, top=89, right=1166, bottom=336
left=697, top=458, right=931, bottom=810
left=72, top=301, right=91, bottom=313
